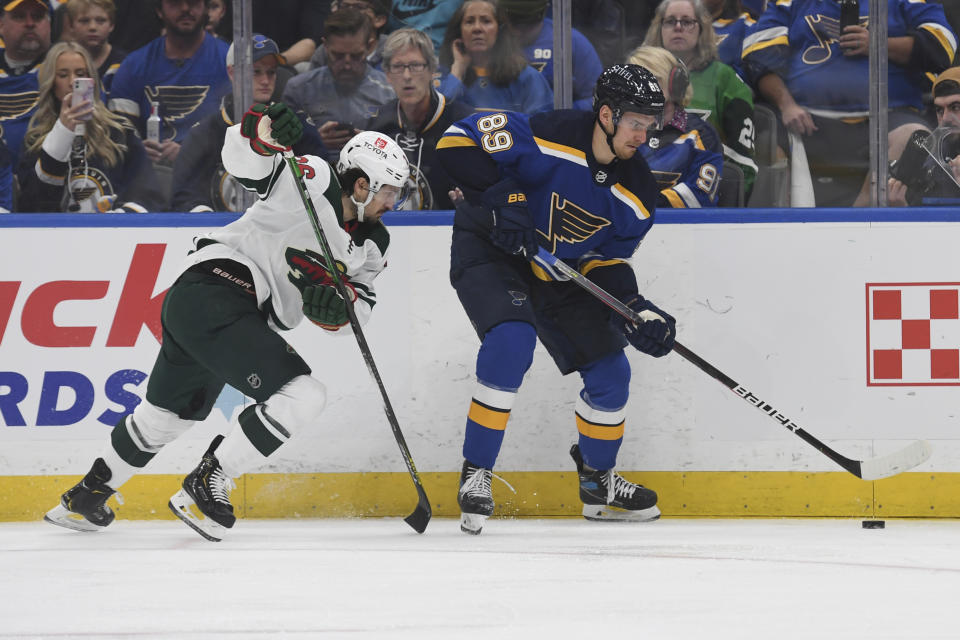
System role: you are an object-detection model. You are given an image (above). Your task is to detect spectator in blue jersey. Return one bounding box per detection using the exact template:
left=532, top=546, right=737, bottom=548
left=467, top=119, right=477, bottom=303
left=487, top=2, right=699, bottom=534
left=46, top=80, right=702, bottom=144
left=499, top=0, right=603, bottom=111
left=369, top=28, right=473, bottom=210
left=282, top=8, right=394, bottom=160
left=643, top=0, right=756, bottom=195
left=108, top=0, right=230, bottom=168
left=703, top=0, right=754, bottom=74
left=437, top=0, right=553, bottom=115
left=310, top=0, right=389, bottom=71
left=628, top=46, right=724, bottom=208
left=437, top=64, right=675, bottom=535
left=0, top=0, right=51, bottom=168
left=172, top=34, right=326, bottom=212
left=63, top=0, right=125, bottom=94
left=0, top=138, right=12, bottom=211
left=388, top=0, right=461, bottom=51
left=742, top=0, right=956, bottom=206
left=16, top=41, right=162, bottom=212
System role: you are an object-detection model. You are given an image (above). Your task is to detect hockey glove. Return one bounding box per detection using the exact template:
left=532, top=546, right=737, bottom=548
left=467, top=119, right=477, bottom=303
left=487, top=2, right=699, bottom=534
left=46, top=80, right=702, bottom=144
left=484, top=179, right=537, bottom=258
left=240, top=102, right=303, bottom=156
left=302, top=283, right=357, bottom=331
left=618, top=295, right=676, bottom=358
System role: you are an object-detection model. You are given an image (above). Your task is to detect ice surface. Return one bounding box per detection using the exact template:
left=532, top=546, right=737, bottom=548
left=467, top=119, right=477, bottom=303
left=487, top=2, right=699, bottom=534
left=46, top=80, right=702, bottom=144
left=2, top=517, right=957, bottom=639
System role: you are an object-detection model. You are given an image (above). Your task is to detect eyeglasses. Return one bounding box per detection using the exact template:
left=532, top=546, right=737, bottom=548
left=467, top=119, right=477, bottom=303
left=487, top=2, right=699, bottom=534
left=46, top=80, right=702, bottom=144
left=386, top=62, right=429, bottom=75
left=662, top=17, right=699, bottom=31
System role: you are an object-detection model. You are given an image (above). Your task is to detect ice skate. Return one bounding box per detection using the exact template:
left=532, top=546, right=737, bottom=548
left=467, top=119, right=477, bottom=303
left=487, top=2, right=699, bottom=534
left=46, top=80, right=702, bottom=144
left=44, top=458, right=117, bottom=532
left=169, top=435, right=236, bottom=542
left=570, top=444, right=660, bottom=522
left=458, top=459, right=494, bottom=535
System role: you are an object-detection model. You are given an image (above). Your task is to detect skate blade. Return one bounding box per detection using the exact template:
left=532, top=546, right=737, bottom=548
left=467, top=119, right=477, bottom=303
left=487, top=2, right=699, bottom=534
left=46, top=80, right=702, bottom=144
left=43, top=504, right=106, bottom=532
left=460, top=512, right=488, bottom=535
left=168, top=489, right=227, bottom=542
left=582, top=504, right=661, bottom=522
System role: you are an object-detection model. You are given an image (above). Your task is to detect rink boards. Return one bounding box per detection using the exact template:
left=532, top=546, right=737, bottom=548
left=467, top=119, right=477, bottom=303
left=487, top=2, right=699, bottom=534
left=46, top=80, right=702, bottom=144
left=1, top=210, right=959, bottom=520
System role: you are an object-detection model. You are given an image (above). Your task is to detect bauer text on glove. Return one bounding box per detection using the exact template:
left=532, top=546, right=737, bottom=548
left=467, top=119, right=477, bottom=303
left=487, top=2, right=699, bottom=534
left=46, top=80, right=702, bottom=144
left=483, top=178, right=537, bottom=258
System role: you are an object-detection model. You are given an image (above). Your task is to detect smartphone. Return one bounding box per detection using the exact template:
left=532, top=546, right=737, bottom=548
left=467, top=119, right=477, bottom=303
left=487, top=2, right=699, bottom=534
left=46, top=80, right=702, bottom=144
left=839, top=0, right=859, bottom=33
left=334, top=122, right=354, bottom=133
left=72, top=77, right=95, bottom=121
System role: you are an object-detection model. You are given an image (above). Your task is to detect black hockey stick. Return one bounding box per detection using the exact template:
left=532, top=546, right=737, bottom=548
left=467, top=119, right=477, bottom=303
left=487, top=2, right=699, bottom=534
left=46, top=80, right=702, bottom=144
left=534, top=248, right=931, bottom=481
left=283, top=151, right=431, bottom=533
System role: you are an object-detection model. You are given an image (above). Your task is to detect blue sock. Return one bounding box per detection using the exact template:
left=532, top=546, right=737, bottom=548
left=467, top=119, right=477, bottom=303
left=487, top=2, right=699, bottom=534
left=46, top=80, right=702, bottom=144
left=462, top=322, right=536, bottom=468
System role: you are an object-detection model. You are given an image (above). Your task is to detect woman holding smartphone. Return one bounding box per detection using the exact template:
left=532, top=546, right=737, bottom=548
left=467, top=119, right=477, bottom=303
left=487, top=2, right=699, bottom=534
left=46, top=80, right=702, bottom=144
left=16, top=41, right=163, bottom=212
left=437, top=0, right=553, bottom=115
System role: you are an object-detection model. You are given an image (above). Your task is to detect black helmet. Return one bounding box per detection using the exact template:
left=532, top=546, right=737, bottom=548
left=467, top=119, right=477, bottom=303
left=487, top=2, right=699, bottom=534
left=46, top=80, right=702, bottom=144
left=593, top=64, right=666, bottom=128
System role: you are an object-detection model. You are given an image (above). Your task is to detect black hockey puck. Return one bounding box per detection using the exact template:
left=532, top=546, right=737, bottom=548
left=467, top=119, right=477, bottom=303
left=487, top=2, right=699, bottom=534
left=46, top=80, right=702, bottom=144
left=862, top=520, right=885, bottom=529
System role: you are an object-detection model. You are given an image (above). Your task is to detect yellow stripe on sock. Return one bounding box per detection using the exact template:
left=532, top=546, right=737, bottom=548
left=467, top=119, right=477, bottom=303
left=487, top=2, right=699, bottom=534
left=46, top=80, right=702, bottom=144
left=576, top=414, right=624, bottom=441
left=468, top=400, right=510, bottom=431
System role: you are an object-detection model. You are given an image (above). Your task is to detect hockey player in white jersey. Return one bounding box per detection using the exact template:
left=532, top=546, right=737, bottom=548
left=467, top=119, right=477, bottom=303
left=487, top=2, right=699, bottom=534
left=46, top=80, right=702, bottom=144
left=43, top=102, right=410, bottom=541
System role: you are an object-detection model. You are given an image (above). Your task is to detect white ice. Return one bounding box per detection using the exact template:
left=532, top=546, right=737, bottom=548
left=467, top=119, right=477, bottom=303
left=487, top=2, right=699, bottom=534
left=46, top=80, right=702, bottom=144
left=2, top=517, right=957, bottom=639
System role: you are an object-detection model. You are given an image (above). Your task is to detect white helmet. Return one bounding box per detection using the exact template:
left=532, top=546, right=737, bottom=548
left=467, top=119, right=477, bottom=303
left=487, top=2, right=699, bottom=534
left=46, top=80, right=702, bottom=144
left=337, top=131, right=411, bottom=221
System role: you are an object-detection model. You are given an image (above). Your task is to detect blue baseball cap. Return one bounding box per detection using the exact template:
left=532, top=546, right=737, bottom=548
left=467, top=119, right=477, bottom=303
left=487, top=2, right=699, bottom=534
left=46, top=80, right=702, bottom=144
left=225, top=34, right=283, bottom=67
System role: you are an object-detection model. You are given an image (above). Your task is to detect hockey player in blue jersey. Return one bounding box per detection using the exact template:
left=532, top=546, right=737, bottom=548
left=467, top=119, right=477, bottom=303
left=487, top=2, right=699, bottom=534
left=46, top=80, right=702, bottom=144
left=437, top=64, right=677, bottom=534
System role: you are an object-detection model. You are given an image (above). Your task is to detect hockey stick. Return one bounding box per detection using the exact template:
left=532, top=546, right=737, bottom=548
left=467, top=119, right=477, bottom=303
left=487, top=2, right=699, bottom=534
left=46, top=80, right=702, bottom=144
left=283, top=151, right=431, bottom=533
left=534, top=247, right=932, bottom=481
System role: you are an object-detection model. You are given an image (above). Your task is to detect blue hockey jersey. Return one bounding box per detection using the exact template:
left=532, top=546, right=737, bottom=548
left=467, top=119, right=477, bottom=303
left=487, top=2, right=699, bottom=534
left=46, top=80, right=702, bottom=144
left=437, top=109, right=659, bottom=265
left=0, top=53, right=40, bottom=168
left=108, top=34, right=230, bottom=142
left=639, top=111, right=724, bottom=208
left=742, top=0, right=956, bottom=113
left=522, top=17, right=604, bottom=111
left=713, top=12, right=754, bottom=77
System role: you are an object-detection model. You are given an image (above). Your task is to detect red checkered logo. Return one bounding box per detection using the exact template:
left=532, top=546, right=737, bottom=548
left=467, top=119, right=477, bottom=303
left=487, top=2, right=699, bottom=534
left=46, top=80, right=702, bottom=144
left=374, top=137, right=387, bottom=149
left=866, top=282, right=960, bottom=385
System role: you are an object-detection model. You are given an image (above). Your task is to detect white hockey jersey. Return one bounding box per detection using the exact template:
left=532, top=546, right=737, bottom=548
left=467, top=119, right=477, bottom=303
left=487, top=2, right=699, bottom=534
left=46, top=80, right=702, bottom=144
left=181, top=124, right=389, bottom=333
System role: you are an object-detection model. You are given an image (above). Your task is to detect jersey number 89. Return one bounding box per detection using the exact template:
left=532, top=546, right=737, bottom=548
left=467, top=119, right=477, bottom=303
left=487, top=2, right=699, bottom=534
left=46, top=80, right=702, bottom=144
left=477, top=113, right=513, bottom=153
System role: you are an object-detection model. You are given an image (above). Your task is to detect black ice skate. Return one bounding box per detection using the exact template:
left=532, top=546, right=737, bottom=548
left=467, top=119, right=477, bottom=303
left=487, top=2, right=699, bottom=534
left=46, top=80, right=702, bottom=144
left=570, top=444, right=660, bottom=522
left=458, top=459, right=494, bottom=535
left=169, top=435, right=236, bottom=542
left=44, top=458, right=117, bottom=532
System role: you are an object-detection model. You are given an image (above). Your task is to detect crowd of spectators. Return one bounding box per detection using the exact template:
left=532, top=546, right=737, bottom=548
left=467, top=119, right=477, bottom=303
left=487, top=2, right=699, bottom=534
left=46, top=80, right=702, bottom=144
left=1, top=0, right=959, bottom=213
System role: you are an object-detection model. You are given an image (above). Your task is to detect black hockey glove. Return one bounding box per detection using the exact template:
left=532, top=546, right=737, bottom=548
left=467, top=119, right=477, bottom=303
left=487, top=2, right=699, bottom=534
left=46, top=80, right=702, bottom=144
left=241, top=102, right=303, bottom=156
left=484, top=178, right=537, bottom=258
left=302, top=283, right=356, bottom=331
left=618, top=295, right=676, bottom=358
